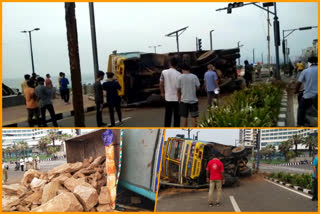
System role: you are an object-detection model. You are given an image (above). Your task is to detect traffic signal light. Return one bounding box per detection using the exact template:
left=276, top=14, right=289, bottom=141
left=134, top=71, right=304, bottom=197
left=263, top=2, right=274, bottom=7
left=282, top=40, right=286, bottom=55
left=227, top=2, right=244, bottom=14
left=198, top=38, right=202, bottom=51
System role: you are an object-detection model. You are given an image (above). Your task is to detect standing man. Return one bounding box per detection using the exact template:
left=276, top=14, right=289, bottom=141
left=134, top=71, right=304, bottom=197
left=45, top=74, right=53, bottom=88
left=36, top=155, right=40, bottom=170
left=177, top=63, right=200, bottom=127
left=24, top=80, right=41, bottom=127
left=160, top=56, right=181, bottom=127
left=35, top=77, right=58, bottom=127
left=24, top=156, right=29, bottom=171
left=204, top=64, right=219, bottom=108
left=206, top=155, right=225, bottom=207
left=28, top=156, right=33, bottom=170
left=312, top=154, right=318, bottom=201
left=21, top=74, right=30, bottom=95
left=103, top=72, right=122, bottom=127
left=20, top=157, right=24, bottom=171
left=295, top=56, right=318, bottom=126
left=60, top=73, right=70, bottom=104
left=94, top=71, right=106, bottom=127
left=244, top=60, right=253, bottom=87
left=58, top=72, right=64, bottom=100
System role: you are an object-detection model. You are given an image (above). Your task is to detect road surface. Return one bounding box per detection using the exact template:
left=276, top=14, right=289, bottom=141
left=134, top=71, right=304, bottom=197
left=156, top=175, right=317, bottom=212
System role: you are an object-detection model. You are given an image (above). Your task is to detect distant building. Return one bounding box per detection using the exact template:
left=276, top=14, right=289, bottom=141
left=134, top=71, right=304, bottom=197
left=239, top=129, right=258, bottom=148
left=239, top=129, right=318, bottom=153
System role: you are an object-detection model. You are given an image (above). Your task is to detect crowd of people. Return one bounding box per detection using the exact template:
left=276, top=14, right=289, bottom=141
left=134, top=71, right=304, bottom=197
left=160, top=56, right=220, bottom=127
left=20, top=73, right=71, bottom=127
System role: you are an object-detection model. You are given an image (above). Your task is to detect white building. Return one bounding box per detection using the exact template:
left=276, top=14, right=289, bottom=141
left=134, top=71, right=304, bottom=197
left=240, top=129, right=317, bottom=150
left=260, top=129, right=317, bottom=150
left=239, top=129, right=258, bottom=147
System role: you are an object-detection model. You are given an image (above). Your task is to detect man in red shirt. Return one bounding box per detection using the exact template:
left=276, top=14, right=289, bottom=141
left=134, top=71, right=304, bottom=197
left=206, top=156, right=225, bottom=207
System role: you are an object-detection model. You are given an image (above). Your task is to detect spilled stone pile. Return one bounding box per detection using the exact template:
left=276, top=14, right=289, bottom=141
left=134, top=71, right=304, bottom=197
left=2, top=156, right=115, bottom=212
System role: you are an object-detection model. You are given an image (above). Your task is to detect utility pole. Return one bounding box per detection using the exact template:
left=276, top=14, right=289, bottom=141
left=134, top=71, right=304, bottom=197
left=267, top=8, right=271, bottom=71
left=237, top=41, right=243, bottom=66
left=165, top=26, right=188, bottom=53
left=65, top=2, right=85, bottom=127
left=261, top=53, right=263, bottom=64
left=253, top=48, right=255, bottom=64
left=216, top=2, right=281, bottom=79
left=89, top=3, right=99, bottom=80
left=196, top=37, right=198, bottom=51
left=210, top=29, right=214, bottom=50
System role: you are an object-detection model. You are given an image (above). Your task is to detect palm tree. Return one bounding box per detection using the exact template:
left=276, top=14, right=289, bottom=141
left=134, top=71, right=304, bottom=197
left=38, top=137, right=50, bottom=156
left=265, top=144, right=276, bottom=160
left=289, top=135, right=303, bottom=156
left=302, top=135, right=317, bottom=157
left=279, top=140, right=293, bottom=161
left=260, top=147, right=268, bottom=160
left=17, top=141, right=29, bottom=157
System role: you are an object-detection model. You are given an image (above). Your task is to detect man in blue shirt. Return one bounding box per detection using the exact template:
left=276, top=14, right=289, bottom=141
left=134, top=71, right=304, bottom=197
left=60, top=73, right=70, bottom=104
left=312, top=154, right=318, bottom=201
left=204, top=64, right=219, bottom=108
left=295, top=56, right=318, bottom=126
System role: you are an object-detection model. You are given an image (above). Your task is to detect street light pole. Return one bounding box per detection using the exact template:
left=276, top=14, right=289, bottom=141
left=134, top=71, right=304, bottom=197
left=21, top=28, right=40, bottom=75
left=282, top=26, right=317, bottom=65
left=237, top=41, right=243, bottom=66
left=210, top=29, right=214, bottom=50
left=148, top=45, right=161, bottom=53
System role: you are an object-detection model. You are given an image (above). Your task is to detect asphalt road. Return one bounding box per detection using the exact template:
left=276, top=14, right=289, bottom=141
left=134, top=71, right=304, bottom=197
left=4, top=159, right=67, bottom=184
left=47, top=96, right=212, bottom=127
left=156, top=175, right=317, bottom=212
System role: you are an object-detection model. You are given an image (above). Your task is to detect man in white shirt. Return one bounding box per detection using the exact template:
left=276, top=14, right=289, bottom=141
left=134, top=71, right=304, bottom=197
left=160, top=56, right=181, bottom=127
left=28, top=156, right=33, bottom=170
left=20, top=157, right=25, bottom=171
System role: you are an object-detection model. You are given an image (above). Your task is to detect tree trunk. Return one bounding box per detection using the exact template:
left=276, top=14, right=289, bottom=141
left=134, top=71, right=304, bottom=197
left=65, top=3, right=85, bottom=127
left=309, top=146, right=312, bottom=157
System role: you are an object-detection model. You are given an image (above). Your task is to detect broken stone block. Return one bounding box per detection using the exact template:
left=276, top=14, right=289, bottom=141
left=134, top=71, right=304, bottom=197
left=89, top=207, right=97, bottom=212
left=30, top=177, right=47, bottom=190
left=22, top=190, right=43, bottom=205
left=96, top=204, right=112, bottom=212
left=17, top=205, right=30, bottom=212
left=88, top=156, right=94, bottom=163
left=82, top=158, right=91, bottom=168
left=64, top=177, right=92, bottom=192
left=51, top=173, right=71, bottom=184
left=87, top=156, right=105, bottom=169
left=73, top=185, right=98, bottom=211
left=30, top=204, right=39, bottom=210
left=48, top=162, right=83, bottom=175
left=42, top=181, right=60, bottom=203
left=98, top=186, right=110, bottom=205
left=2, top=183, right=27, bottom=196
left=31, top=192, right=83, bottom=212
left=2, top=195, right=20, bottom=210
left=21, top=169, right=41, bottom=187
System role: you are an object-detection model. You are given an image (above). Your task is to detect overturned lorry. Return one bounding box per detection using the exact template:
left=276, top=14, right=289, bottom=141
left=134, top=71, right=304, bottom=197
left=107, top=48, right=242, bottom=105
left=161, top=136, right=251, bottom=188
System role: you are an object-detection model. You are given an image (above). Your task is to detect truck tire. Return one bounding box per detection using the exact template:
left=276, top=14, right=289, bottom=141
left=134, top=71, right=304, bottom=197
left=232, top=145, right=245, bottom=155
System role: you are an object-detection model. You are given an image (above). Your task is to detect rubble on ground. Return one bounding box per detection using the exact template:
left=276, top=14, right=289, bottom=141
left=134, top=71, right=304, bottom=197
left=2, top=156, right=116, bottom=212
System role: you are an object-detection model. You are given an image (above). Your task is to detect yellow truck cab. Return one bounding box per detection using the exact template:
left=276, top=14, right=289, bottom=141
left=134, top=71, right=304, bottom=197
left=161, top=137, right=251, bottom=188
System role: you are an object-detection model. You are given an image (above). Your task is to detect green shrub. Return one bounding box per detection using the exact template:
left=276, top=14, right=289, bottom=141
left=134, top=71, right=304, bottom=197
left=269, top=172, right=312, bottom=189
left=200, top=83, right=283, bottom=127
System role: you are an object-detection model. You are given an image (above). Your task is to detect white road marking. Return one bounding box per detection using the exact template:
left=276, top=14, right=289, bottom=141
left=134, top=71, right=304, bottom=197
left=229, top=196, right=241, bottom=212
left=264, top=179, right=312, bottom=199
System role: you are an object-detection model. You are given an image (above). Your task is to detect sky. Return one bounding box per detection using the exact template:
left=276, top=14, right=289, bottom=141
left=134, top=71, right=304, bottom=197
left=2, top=2, right=318, bottom=84
left=165, top=129, right=239, bottom=146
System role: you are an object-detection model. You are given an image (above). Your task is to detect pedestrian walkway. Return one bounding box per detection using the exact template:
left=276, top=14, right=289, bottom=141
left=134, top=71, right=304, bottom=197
left=3, top=94, right=95, bottom=126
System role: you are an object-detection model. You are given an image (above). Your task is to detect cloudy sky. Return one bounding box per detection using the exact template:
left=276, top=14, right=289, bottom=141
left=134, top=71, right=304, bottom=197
left=165, top=129, right=239, bottom=146
left=3, top=2, right=318, bottom=83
